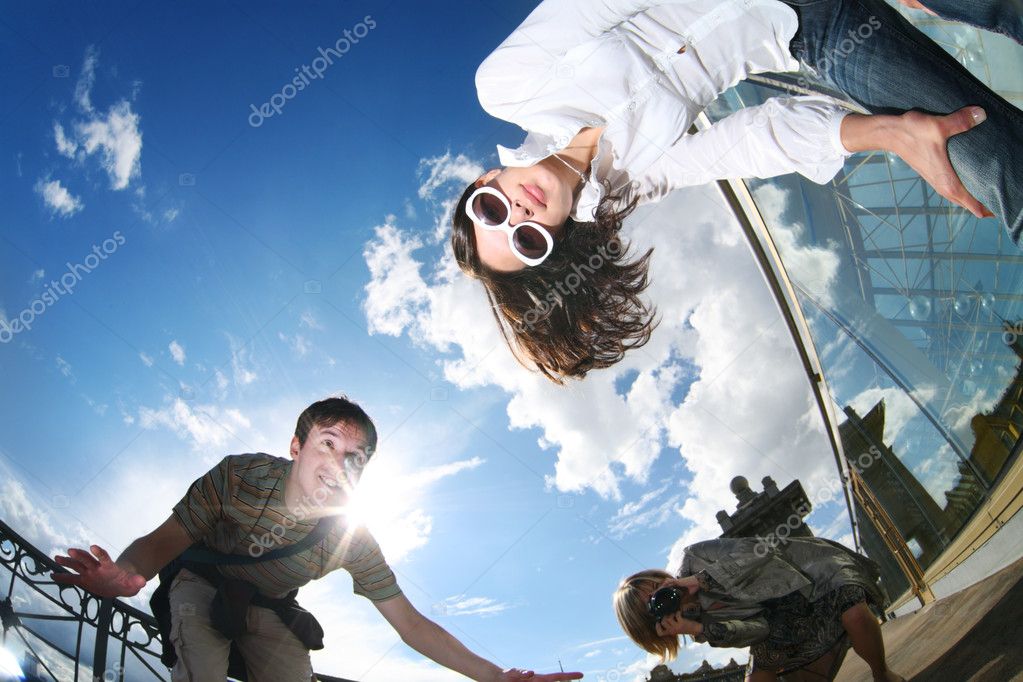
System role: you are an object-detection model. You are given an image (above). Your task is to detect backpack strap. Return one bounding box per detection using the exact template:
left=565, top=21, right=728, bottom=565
left=181, top=516, right=336, bottom=566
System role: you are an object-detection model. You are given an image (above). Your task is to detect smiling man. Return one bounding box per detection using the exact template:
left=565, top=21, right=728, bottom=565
left=53, top=396, right=581, bottom=682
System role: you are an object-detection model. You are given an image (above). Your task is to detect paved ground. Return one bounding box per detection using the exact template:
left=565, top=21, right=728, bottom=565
left=834, top=554, right=1023, bottom=682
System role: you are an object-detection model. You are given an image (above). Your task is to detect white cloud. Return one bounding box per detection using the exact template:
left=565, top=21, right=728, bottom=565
left=50, top=47, right=143, bottom=193
left=750, top=183, right=840, bottom=307
left=403, top=198, right=418, bottom=220
left=228, top=334, right=259, bottom=385
left=571, top=634, right=629, bottom=651
left=138, top=398, right=252, bottom=452
left=74, top=100, right=142, bottom=190
left=0, top=462, right=90, bottom=557
left=417, top=152, right=483, bottom=201
left=54, top=122, right=77, bottom=157
left=607, top=481, right=684, bottom=539
left=168, top=339, right=186, bottom=365
left=846, top=386, right=920, bottom=449
left=300, top=310, right=323, bottom=330
left=434, top=595, right=513, bottom=617
left=55, top=355, right=74, bottom=380
left=74, top=45, right=98, bottom=112
left=139, top=351, right=154, bottom=367
left=82, top=394, right=108, bottom=416
left=30, top=269, right=45, bottom=283
left=417, top=153, right=485, bottom=241
left=34, top=178, right=83, bottom=217
left=363, top=220, right=431, bottom=336
left=163, top=207, right=180, bottom=222
left=278, top=331, right=311, bottom=357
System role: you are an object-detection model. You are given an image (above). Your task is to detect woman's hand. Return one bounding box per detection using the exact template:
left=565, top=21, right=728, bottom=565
left=655, top=611, right=703, bottom=637
left=658, top=575, right=700, bottom=596
left=840, top=107, right=993, bottom=219
left=52, top=545, right=147, bottom=598
left=888, top=107, right=993, bottom=218
left=897, top=0, right=937, bottom=15
left=495, top=669, right=583, bottom=681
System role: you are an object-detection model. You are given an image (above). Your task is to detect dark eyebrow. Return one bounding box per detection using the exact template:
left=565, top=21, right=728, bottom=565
left=319, top=427, right=367, bottom=454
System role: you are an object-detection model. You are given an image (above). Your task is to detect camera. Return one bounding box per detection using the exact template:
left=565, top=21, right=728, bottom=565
left=648, top=586, right=701, bottom=624
left=647, top=587, right=683, bottom=622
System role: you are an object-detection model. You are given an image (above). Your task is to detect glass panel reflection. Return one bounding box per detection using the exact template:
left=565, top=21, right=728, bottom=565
left=705, top=12, right=1023, bottom=595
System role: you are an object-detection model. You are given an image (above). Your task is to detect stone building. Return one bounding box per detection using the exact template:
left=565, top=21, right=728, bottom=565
left=646, top=658, right=746, bottom=681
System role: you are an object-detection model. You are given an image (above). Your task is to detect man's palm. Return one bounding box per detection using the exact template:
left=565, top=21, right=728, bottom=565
left=53, top=545, right=146, bottom=598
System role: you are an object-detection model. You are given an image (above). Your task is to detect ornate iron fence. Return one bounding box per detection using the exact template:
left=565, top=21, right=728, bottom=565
left=0, top=518, right=354, bottom=682
left=0, top=518, right=165, bottom=681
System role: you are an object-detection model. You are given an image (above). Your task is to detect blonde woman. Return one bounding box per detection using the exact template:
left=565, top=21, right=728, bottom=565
left=613, top=537, right=905, bottom=681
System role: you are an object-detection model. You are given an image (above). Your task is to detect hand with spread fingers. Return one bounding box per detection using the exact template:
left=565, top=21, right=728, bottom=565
left=497, top=669, right=584, bottom=681
left=52, top=544, right=146, bottom=598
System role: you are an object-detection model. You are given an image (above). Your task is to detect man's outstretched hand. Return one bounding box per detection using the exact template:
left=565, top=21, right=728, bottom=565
left=498, top=669, right=584, bottom=681
left=52, top=545, right=146, bottom=598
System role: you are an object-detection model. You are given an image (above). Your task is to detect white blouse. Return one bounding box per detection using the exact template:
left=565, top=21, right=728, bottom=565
left=476, top=0, right=855, bottom=221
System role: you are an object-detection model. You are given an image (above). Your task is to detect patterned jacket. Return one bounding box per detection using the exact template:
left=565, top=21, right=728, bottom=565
left=678, top=536, right=885, bottom=647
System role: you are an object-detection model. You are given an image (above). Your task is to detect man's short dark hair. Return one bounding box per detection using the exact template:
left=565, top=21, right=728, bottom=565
left=294, top=395, right=378, bottom=453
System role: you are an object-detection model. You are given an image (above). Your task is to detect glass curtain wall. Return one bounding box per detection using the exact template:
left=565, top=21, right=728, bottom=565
left=707, top=11, right=1023, bottom=598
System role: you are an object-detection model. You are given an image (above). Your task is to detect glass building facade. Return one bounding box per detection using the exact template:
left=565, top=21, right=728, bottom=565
left=705, top=11, right=1023, bottom=606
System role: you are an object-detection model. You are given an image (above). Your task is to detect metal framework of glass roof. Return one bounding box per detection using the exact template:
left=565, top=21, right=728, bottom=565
left=703, top=9, right=1023, bottom=608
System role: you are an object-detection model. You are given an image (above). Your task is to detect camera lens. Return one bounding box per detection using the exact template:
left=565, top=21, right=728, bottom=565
left=647, top=587, right=683, bottom=621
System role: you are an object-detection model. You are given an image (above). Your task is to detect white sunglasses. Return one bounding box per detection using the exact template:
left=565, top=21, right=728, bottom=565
left=464, top=186, right=554, bottom=266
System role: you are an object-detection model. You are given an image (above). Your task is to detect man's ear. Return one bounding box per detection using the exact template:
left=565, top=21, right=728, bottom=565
left=475, top=168, right=501, bottom=188
left=290, top=435, right=300, bottom=459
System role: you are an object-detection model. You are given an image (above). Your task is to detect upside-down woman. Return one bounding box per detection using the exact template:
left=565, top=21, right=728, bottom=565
left=451, top=0, right=1023, bottom=382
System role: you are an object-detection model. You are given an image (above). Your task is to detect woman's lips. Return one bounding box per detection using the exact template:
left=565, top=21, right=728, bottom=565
left=522, top=184, right=546, bottom=207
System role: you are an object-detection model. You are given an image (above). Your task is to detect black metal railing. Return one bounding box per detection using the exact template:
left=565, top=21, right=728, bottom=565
left=0, top=518, right=354, bottom=682
left=0, top=518, right=165, bottom=681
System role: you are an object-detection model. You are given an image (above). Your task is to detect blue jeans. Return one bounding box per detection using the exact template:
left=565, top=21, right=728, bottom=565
left=782, top=0, right=1023, bottom=245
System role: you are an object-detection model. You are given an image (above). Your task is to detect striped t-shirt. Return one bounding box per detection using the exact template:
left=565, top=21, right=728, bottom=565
left=172, top=453, right=401, bottom=601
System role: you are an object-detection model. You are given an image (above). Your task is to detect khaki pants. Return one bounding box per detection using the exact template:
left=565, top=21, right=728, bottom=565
left=168, top=568, right=314, bottom=682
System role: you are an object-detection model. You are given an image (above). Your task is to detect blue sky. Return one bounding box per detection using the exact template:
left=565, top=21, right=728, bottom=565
left=1, top=2, right=857, bottom=680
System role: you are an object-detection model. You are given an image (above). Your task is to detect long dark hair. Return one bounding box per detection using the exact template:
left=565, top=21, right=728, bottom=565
left=451, top=179, right=657, bottom=383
